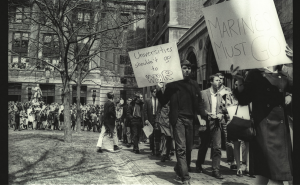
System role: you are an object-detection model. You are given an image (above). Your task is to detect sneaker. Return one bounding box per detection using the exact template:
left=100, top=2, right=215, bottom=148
left=97, top=148, right=103, bottom=153
left=114, top=146, right=121, bottom=151
left=126, top=143, right=131, bottom=148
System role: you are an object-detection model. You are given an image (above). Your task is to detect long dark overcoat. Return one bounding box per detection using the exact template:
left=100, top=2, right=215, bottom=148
left=235, top=69, right=293, bottom=180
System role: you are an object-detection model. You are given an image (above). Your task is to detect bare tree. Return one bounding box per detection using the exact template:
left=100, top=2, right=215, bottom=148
left=8, top=0, right=145, bottom=142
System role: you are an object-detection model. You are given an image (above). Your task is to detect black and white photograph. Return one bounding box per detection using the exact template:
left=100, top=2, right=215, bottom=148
left=7, top=0, right=294, bottom=184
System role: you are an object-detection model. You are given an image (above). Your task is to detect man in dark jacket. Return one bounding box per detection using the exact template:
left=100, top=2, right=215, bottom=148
left=122, top=97, right=132, bottom=147
left=96, top=92, right=121, bottom=153
left=14, top=109, right=21, bottom=131
left=156, top=60, right=202, bottom=185
left=144, top=87, right=161, bottom=156
left=127, top=93, right=144, bottom=154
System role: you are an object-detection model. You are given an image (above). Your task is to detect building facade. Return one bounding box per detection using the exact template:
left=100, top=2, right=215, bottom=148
left=144, top=0, right=206, bottom=97
left=8, top=0, right=147, bottom=105
left=177, top=0, right=293, bottom=90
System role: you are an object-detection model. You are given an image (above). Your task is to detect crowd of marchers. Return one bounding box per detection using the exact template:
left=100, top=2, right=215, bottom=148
left=96, top=45, right=293, bottom=185
left=9, top=46, right=293, bottom=185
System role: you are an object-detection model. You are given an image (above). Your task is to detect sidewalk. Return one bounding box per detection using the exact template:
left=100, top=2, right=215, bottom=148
left=103, top=136, right=290, bottom=185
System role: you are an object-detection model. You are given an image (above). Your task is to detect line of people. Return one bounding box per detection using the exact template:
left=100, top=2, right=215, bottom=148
left=8, top=101, right=105, bottom=132
left=96, top=48, right=293, bottom=185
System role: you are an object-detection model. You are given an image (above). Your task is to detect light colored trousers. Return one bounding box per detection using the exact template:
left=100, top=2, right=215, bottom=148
left=96, top=125, right=118, bottom=148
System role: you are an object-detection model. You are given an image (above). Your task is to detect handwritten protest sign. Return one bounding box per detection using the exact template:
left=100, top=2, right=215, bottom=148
left=202, top=0, right=292, bottom=70
left=128, top=42, right=183, bottom=88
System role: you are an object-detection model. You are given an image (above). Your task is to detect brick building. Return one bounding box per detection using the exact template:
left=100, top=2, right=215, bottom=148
left=8, top=0, right=147, bottom=105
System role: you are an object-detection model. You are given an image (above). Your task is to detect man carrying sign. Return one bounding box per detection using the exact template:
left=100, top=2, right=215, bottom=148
left=157, top=60, right=202, bottom=185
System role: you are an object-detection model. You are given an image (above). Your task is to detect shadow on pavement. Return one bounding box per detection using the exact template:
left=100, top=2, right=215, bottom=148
left=146, top=171, right=183, bottom=185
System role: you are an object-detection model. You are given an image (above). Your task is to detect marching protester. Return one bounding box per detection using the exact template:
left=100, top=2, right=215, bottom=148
left=59, top=110, right=64, bottom=130
left=14, top=107, right=21, bottom=131
left=196, top=74, right=227, bottom=179
left=155, top=102, right=174, bottom=162
left=96, top=92, right=121, bottom=153
left=127, top=93, right=144, bottom=154
left=91, top=109, right=98, bottom=132
left=122, top=97, right=132, bottom=147
left=40, top=109, right=47, bottom=130
left=230, top=46, right=293, bottom=184
left=215, top=73, right=242, bottom=172
left=144, top=87, right=161, bottom=156
left=216, top=73, right=250, bottom=177
left=156, top=60, right=202, bottom=185
left=115, top=98, right=123, bottom=141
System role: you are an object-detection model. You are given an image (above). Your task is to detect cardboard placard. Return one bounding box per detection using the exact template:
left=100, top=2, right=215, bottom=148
left=202, top=0, right=292, bottom=70
left=128, top=42, right=183, bottom=88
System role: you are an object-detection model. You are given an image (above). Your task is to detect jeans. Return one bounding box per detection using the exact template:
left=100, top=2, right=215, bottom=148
left=197, top=120, right=222, bottom=172
left=131, top=118, right=142, bottom=150
left=96, top=125, right=118, bottom=148
left=173, top=115, right=194, bottom=182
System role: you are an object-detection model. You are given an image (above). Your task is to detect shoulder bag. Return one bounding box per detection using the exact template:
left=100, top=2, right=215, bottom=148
left=227, top=103, right=256, bottom=142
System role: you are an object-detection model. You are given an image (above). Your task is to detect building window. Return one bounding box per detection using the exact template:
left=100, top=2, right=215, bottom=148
left=124, top=65, right=133, bottom=75
left=43, top=58, right=60, bottom=71
left=8, top=83, right=22, bottom=102
left=14, top=6, right=31, bottom=23
left=72, top=85, right=87, bottom=104
left=40, top=84, right=55, bottom=104
left=152, top=20, right=155, bottom=38
left=11, top=32, right=29, bottom=69
left=77, top=11, right=92, bottom=25
left=13, top=32, right=29, bottom=49
left=147, top=27, right=151, bottom=41
left=156, top=16, right=159, bottom=34
left=163, top=3, right=167, bottom=24
left=120, top=55, right=130, bottom=65
left=120, top=13, right=130, bottom=25
left=161, top=34, right=165, bottom=44
left=43, top=34, right=59, bottom=57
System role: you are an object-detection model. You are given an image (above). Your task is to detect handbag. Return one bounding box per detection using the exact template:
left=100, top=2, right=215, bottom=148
left=227, top=103, right=256, bottom=142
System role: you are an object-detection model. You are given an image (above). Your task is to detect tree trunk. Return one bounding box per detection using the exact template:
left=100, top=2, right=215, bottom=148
left=76, top=70, right=82, bottom=133
left=63, top=82, right=72, bottom=143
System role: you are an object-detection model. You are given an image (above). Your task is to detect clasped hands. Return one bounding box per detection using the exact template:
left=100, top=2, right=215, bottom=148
left=205, top=110, right=223, bottom=120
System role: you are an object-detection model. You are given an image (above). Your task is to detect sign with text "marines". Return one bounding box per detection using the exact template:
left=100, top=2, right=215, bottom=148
left=202, top=0, right=292, bottom=70
left=128, top=42, right=183, bottom=88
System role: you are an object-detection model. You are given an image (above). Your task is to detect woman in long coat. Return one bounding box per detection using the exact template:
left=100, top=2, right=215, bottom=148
left=156, top=102, right=174, bottom=162
left=231, top=57, right=293, bottom=183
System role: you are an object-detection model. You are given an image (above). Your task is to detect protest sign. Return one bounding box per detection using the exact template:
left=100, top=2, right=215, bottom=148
left=202, top=0, right=292, bottom=70
left=128, top=42, right=183, bottom=88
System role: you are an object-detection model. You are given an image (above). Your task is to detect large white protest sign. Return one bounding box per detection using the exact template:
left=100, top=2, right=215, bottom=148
left=202, top=0, right=292, bottom=71
left=128, top=42, right=183, bottom=88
